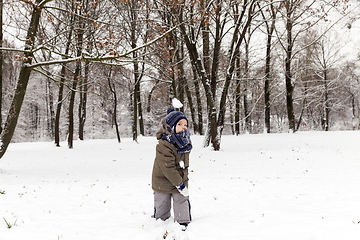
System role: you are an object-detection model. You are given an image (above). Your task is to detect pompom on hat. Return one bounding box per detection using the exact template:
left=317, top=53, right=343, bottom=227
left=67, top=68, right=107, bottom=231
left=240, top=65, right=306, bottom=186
left=165, top=107, right=188, bottom=131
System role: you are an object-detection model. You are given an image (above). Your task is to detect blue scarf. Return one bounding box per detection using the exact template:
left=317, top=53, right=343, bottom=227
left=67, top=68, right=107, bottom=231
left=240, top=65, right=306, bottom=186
left=162, top=129, right=193, bottom=154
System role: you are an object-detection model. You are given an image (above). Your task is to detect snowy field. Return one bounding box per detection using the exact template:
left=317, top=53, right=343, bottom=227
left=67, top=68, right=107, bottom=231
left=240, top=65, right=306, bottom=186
left=1, top=131, right=360, bottom=240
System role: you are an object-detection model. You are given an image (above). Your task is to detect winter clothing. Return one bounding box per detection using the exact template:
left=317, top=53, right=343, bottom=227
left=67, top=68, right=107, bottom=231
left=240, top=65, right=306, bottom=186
left=161, top=108, right=192, bottom=154
left=176, top=182, right=189, bottom=197
left=152, top=111, right=191, bottom=194
left=162, top=129, right=193, bottom=154
left=153, top=191, right=191, bottom=224
left=152, top=127, right=190, bottom=194
left=165, top=107, right=188, bottom=131
left=151, top=108, right=192, bottom=225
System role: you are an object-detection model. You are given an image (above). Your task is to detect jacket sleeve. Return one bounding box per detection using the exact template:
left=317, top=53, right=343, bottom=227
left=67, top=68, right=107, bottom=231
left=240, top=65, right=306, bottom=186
left=156, top=140, right=183, bottom=187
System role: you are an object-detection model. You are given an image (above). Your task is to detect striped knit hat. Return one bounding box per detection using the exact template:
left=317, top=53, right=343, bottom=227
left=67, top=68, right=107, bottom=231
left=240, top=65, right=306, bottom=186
left=165, top=107, right=188, bottom=131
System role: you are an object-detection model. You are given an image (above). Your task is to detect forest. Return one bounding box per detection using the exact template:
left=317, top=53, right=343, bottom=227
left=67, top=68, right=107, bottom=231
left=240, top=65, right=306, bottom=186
left=0, top=0, right=360, bottom=158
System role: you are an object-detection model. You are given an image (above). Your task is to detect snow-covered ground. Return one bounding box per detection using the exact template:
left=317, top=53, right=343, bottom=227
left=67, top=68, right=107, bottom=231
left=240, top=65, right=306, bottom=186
left=1, top=131, right=360, bottom=240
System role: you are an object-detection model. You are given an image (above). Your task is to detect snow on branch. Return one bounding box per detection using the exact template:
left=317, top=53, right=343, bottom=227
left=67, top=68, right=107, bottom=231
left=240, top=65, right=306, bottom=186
left=21, top=22, right=183, bottom=69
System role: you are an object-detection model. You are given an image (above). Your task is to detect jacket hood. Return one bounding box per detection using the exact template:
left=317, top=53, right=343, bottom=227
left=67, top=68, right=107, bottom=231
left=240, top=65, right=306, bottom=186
left=156, top=118, right=174, bottom=140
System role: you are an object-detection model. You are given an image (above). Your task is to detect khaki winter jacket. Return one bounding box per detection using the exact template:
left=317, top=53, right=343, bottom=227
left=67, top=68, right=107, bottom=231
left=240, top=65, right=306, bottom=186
left=152, top=127, right=190, bottom=194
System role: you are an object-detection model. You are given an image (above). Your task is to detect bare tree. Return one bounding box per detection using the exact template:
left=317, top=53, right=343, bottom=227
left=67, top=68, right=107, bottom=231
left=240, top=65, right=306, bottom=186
left=311, top=31, right=345, bottom=131
left=176, top=0, right=258, bottom=150
left=0, top=0, right=43, bottom=158
left=342, top=61, right=360, bottom=130
left=106, top=66, right=121, bottom=142
left=110, top=0, right=149, bottom=141
left=53, top=1, right=75, bottom=147
left=259, top=0, right=277, bottom=133
left=274, top=0, right=350, bottom=132
left=1, top=0, right=359, bottom=157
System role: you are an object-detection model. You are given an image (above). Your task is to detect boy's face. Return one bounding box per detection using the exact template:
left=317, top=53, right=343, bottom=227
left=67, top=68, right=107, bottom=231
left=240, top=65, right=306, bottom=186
left=175, top=119, right=188, bottom=133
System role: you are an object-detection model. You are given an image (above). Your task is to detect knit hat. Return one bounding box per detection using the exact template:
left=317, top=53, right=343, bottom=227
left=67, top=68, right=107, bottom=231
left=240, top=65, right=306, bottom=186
left=165, top=107, right=188, bottom=131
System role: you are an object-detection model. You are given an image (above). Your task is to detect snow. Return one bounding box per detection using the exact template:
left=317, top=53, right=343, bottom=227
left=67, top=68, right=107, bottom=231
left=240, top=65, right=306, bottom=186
left=1, top=131, right=360, bottom=240
left=172, top=98, right=183, bottom=109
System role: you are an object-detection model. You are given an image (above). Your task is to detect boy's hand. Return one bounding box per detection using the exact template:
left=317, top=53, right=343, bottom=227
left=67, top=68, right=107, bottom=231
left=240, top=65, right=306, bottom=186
left=176, top=182, right=189, bottom=197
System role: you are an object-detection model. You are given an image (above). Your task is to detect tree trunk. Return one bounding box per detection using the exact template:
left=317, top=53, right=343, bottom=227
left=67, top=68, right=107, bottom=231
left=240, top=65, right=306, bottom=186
left=78, top=1, right=92, bottom=141
left=243, top=38, right=251, bottom=133
left=323, top=69, right=329, bottom=131
left=178, top=41, right=197, bottom=132
left=46, top=75, right=55, bottom=138
left=179, top=20, right=218, bottom=148
left=209, top=0, right=221, bottom=99
left=185, top=81, right=198, bottom=133
left=235, top=56, right=241, bottom=135
left=68, top=61, right=81, bottom=149
left=78, top=62, right=87, bottom=140
left=54, top=67, right=65, bottom=147
left=147, top=80, right=159, bottom=113
left=55, top=11, right=74, bottom=147
left=130, top=0, right=141, bottom=141
left=138, top=89, right=144, bottom=136
left=78, top=80, right=84, bottom=140
left=180, top=22, right=217, bottom=148
left=264, top=44, right=271, bottom=134
left=0, top=1, right=42, bottom=158
left=210, top=0, right=222, bottom=143
left=132, top=76, right=139, bottom=142
left=189, top=60, right=203, bottom=135
left=177, top=43, right=185, bottom=113
left=217, top=0, right=255, bottom=136
left=68, top=16, right=84, bottom=148
left=264, top=2, right=276, bottom=134
left=192, top=67, right=203, bottom=135
left=0, top=0, right=3, bottom=134
left=191, top=3, right=203, bottom=135
left=285, top=5, right=296, bottom=132
left=40, top=42, right=55, bottom=139
left=285, top=60, right=295, bottom=132
left=201, top=0, right=211, bottom=88
left=229, top=100, right=235, bottom=135
left=201, top=0, right=222, bottom=149
left=107, top=67, right=121, bottom=143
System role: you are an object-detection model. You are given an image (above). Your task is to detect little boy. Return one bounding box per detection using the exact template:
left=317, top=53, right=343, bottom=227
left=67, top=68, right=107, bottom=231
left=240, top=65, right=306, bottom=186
left=151, top=107, right=192, bottom=229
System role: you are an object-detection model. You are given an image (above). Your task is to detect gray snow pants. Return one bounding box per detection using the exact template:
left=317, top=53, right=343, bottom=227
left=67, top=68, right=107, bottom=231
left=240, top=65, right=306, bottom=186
left=153, top=191, right=191, bottom=224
